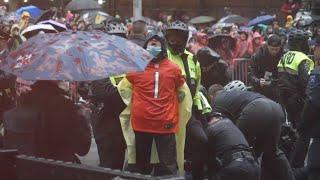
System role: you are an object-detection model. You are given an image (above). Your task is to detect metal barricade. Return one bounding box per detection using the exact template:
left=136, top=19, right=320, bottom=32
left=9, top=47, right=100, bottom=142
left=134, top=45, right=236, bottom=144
left=231, top=58, right=252, bottom=85
left=15, top=155, right=184, bottom=180
left=0, top=149, right=18, bottom=180
left=230, top=55, right=318, bottom=86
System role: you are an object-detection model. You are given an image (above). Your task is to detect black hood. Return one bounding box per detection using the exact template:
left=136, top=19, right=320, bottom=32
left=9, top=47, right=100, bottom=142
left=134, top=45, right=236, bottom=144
left=196, top=47, right=220, bottom=67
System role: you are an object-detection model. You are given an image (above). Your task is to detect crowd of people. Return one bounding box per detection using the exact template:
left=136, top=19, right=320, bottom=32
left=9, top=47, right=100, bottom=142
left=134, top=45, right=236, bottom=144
left=0, top=1, right=320, bottom=180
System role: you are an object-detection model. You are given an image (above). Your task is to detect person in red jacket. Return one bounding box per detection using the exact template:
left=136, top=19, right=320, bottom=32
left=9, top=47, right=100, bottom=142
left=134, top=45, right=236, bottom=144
left=126, top=32, right=185, bottom=176
left=281, top=0, right=301, bottom=19
left=234, top=30, right=253, bottom=58
left=252, top=32, right=265, bottom=54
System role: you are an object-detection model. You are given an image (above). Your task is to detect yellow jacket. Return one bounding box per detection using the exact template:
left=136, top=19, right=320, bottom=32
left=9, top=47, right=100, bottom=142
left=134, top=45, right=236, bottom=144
left=117, top=77, right=192, bottom=174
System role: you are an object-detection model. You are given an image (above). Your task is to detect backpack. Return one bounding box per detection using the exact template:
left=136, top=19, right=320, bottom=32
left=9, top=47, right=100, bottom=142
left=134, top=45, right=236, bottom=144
left=3, top=106, right=49, bottom=156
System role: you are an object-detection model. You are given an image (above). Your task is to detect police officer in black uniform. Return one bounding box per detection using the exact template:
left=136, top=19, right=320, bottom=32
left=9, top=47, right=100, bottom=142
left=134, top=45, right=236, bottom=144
left=213, top=83, right=295, bottom=180
left=277, top=29, right=315, bottom=169
left=299, top=66, right=320, bottom=180
left=278, top=29, right=314, bottom=128
left=303, top=2, right=320, bottom=179
left=206, top=114, right=260, bottom=180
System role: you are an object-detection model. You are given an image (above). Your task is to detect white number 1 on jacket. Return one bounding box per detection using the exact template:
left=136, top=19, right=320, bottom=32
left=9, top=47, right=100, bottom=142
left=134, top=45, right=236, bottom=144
left=154, top=71, right=159, bottom=98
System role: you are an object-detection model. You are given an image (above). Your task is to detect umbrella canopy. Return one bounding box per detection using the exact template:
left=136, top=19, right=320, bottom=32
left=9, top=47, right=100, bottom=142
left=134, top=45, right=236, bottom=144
left=21, top=24, right=58, bottom=39
left=189, top=16, right=216, bottom=24
left=38, top=20, right=67, bottom=32
left=16, top=5, right=41, bottom=19
left=66, top=0, right=101, bottom=11
left=218, top=15, right=248, bottom=24
left=0, top=31, right=152, bottom=81
left=81, top=11, right=112, bottom=25
left=247, top=15, right=275, bottom=27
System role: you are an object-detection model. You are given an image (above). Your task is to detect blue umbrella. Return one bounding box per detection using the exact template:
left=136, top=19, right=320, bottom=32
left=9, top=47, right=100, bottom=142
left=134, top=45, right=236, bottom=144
left=16, top=5, right=41, bottom=19
left=248, top=15, right=275, bottom=27
left=0, top=30, right=152, bottom=81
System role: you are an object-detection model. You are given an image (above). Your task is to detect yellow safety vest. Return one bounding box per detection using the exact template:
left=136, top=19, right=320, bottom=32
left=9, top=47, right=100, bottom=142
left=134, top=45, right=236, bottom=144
left=278, top=51, right=315, bottom=75
left=167, top=50, right=203, bottom=110
left=167, top=50, right=212, bottom=114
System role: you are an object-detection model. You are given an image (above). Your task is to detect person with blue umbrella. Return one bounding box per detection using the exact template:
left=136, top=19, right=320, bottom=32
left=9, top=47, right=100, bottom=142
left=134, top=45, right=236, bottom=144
left=248, top=15, right=275, bottom=27
left=17, top=12, right=31, bottom=32
left=16, top=5, right=41, bottom=20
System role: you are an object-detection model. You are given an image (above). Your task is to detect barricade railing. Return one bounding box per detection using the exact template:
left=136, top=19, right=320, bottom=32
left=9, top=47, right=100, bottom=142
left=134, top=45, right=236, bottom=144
left=14, top=155, right=184, bottom=180
left=231, top=55, right=319, bottom=86
left=0, top=150, right=184, bottom=180
left=231, top=58, right=252, bottom=85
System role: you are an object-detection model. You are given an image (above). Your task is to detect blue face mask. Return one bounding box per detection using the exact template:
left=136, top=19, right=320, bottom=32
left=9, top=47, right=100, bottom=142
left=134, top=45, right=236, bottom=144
left=147, top=46, right=162, bottom=58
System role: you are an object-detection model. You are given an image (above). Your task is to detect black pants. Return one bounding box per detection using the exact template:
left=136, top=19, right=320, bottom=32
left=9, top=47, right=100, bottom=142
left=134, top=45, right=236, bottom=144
left=134, top=131, right=177, bottom=176
left=91, top=106, right=126, bottom=169
left=307, top=138, right=320, bottom=180
left=301, top=102, right=320, bottom=180
left=95, top=134, right=126, bottom=169
left=279, top=90, right=304, bottom=128
left=185, top=116, right=209, bottom=180
left=211, top=158, right=260, bottom=180
left=237, top=98, right=295, bottom=180
left=279, top=91, right=310, bottom=168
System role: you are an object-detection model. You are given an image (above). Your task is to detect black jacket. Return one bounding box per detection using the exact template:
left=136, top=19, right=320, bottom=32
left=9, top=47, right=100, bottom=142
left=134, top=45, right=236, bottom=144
left=202, top=60, right=229, bottom=89
left=196, top=48, right=230, bottom=89
left=249, top=45, right=283, bottom=100
left=87, top=78, right=126, bottom=139
left=298, top=67, right=320, bottom=138
left=278, top=61, right=310, bottom=98
left=306, top=67, right=320, bottom=108
left=213, top=91, right=265, bottom=121
left=0, top=70, right=16, bottom=120
left=15, top=82, right=91, bottom=162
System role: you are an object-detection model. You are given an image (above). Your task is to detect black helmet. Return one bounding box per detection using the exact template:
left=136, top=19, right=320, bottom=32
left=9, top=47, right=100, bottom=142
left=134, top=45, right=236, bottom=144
left=165, top=20, right=189, bottom=55
left=288, top=29, right=310, bottom=54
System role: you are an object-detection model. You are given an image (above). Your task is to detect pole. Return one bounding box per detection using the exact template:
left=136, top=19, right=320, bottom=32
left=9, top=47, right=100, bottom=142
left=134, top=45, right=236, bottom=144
left=133, top=0, right=142, bottom=21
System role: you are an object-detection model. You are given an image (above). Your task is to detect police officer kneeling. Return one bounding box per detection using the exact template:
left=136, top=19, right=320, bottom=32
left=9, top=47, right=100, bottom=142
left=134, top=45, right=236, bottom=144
left=213, top=81, right=295, bottom=180
left=206, top=113, right=259, bottom=180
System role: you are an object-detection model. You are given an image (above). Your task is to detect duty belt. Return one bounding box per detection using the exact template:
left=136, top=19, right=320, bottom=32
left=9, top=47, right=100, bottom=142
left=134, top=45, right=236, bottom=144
left=217, top=150, right=255, bottom=168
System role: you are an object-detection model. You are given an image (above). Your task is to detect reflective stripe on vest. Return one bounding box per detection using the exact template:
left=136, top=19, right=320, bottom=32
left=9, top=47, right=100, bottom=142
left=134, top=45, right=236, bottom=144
left=167, top=50, right=198, bottom=98
left=277, top=51, right=315, bottom=74
left=167, top=50, right=197, bottom=80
